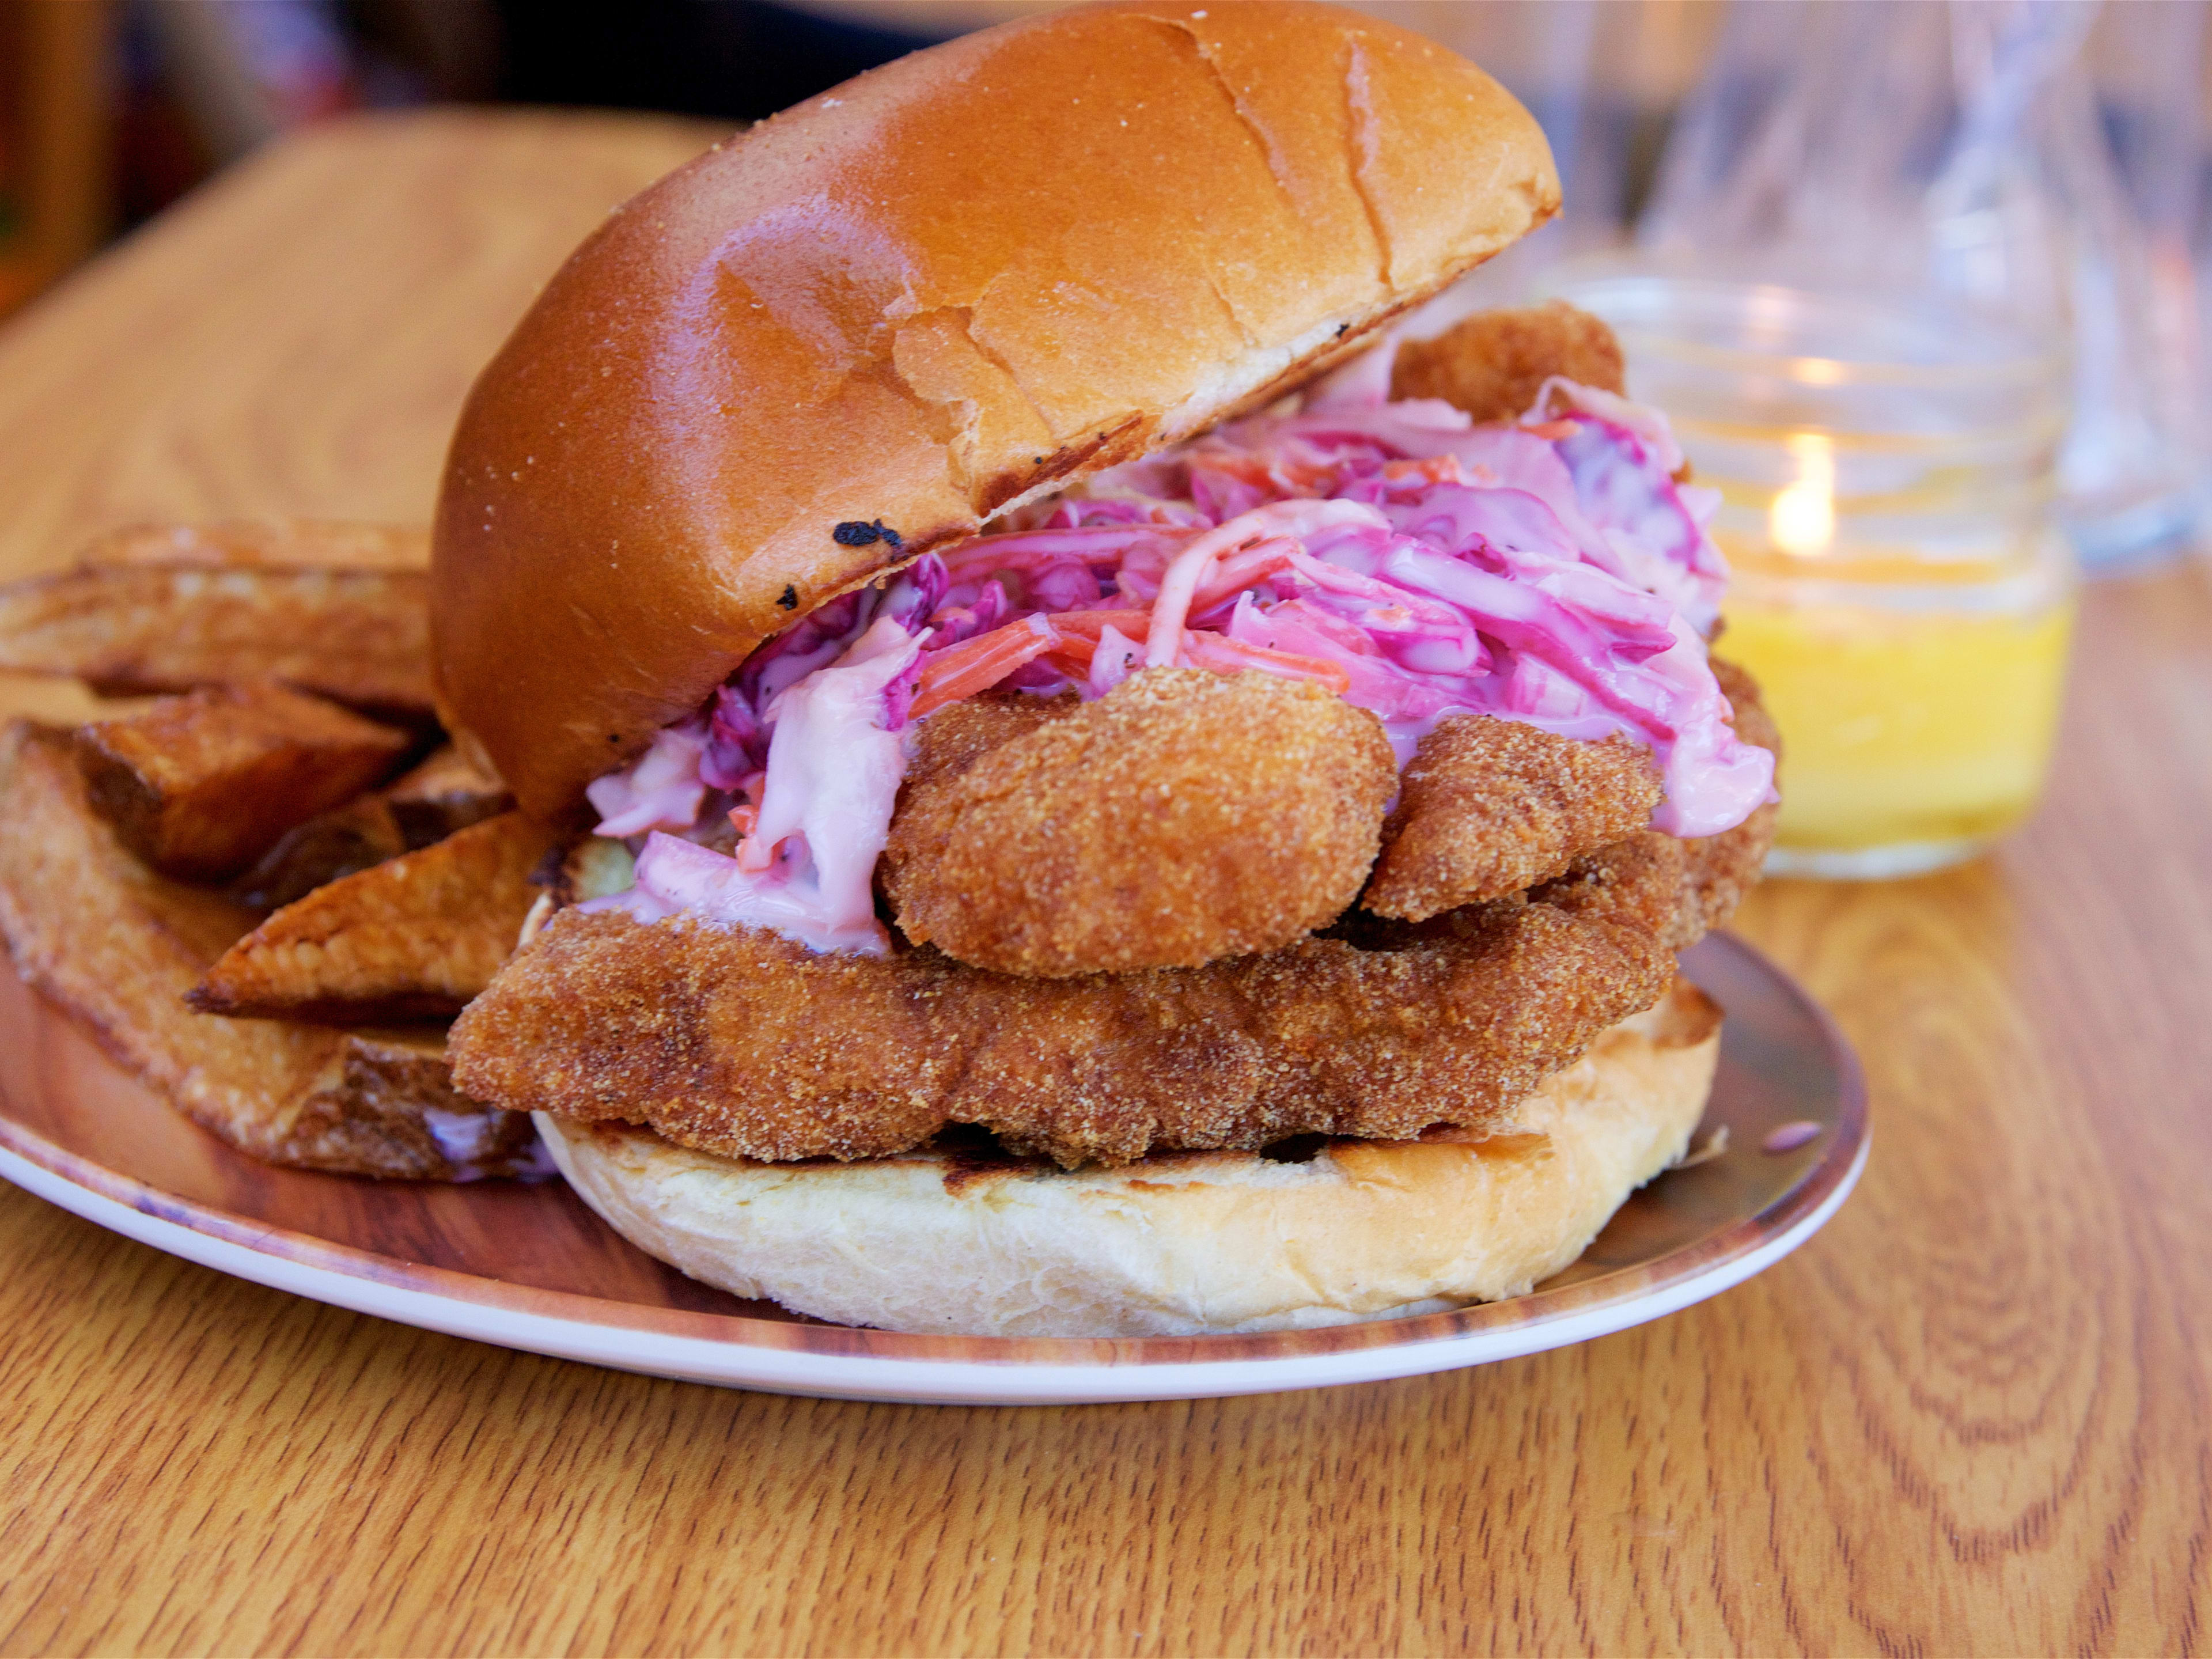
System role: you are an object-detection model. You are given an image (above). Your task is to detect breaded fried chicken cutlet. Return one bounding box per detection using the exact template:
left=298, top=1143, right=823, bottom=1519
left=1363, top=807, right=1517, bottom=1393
left=429, top=2, right=1781, bottom=1337
left=884, top=669, right=1399, bottom=976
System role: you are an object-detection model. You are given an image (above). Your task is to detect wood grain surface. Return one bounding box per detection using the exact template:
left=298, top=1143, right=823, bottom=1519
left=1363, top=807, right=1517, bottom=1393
left=0, top=110, right=2207, bottom=1656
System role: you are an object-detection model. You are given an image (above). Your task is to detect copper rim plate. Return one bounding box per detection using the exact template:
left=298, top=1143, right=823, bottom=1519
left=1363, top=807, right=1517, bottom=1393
left=0, top=933, right=1865, bottom=1404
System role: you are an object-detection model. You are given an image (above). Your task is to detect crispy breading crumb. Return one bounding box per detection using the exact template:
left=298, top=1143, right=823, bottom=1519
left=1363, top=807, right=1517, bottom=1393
left=884, top=668, right=1396, bottom=976
left=449, top=891, right=1673, bottom=1169
left=1362, top=719, right=1662, bottom=922
left=1529, top=658, right=1781, bottom=949
left=896, top=690, right=1075, bottom=797
left=1390, top=300, right=1627, bottom=423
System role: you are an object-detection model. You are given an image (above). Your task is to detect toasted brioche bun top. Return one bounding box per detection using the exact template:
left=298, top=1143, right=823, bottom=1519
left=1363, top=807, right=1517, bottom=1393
left=430, top=1, right=1558, bottom=817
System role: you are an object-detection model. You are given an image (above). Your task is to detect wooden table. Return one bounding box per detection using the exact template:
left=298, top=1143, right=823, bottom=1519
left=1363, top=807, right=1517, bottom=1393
left=0, top=111, right=2206, bottom=1656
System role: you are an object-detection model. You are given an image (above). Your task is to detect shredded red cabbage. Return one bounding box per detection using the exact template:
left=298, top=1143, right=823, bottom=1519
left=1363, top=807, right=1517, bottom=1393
left=582, top=364, right=1774, bottom=952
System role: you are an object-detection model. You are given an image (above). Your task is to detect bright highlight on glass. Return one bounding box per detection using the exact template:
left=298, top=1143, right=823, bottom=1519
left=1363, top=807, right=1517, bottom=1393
left=1768, top=435, right=1835, bottom=558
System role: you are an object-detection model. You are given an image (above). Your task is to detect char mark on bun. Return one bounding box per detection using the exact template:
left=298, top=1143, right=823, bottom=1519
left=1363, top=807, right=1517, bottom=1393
left=831, top=521, right=903, bottom=551
left=433, top=1, right=1779, bottom=1338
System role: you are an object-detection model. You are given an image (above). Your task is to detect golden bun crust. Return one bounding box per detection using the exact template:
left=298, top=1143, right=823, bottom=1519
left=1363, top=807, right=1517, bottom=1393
left=534, top=979, right=1718, bottom=1338
left=431, top=1, right=1558, bottom=817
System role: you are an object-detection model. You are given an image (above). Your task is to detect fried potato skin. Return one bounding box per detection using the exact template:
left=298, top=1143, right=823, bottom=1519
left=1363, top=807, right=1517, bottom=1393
left=1361, top=719, right=1661, bottom=921
left=73, top=682, right=410, bottom=881
left=85, top=520, right=429, bottom=573
left=450, top=880, right=1673, bottom=1169
left=229, top=743, right=514, bottom=911
left=884, top=668, right=1396, bottom=976
left=1391, top=300, right=1626, bottom=423
left=382, top=744, right=513, bottom=844
left=228, top=795, right=410, bottom=912
left=191, top=810, right=555, bottom=1022
left=0, top=561, right=433, bottom=718
left=0, top=722, right=535, bottom=1178
left=282, top=1027, right=544, bottom=1180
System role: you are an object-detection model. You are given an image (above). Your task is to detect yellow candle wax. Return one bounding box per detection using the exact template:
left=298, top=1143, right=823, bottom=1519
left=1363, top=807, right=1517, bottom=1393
left=1719, top=589, right=2074, bottom=859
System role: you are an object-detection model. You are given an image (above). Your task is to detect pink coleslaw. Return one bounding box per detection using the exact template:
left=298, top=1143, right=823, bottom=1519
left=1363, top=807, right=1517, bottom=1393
left=582, top=355, right=1775, bottom=955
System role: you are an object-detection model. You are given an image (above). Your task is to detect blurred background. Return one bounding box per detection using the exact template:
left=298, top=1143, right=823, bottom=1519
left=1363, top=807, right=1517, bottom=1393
left=0, top=0, right=1953, bottom=308
left=4, top=0, right=2202, bottom=341
left=6, top=0, right=2206, bottom=459
left=7, top=0, right=1705, bottom=311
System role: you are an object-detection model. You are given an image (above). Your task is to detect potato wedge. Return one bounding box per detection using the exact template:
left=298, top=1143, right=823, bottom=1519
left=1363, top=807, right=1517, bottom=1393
left=0, top=550, right=433, bottom=718
left=286, top=1027, right=547, bottom=1180
left=191, top=810, right=556, bottom=1022
left=382, top=744, right=512, bottom=844
left=84, top=519, right=429, bottom=572
left=229, top=744, right=514, bottom=910
left=74, top=682, right=411, bottom=881
left=0, top=721, right=537, bottom=1179
left=515, top=834, right=637, bottom=950
left=227, top=796, right=409, bottom=912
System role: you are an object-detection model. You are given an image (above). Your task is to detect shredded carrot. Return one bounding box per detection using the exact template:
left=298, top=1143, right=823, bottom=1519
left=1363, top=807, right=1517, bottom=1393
left=1180, top=630, right=1352, bottom=694
left=1190, top=536, right=1296, bottom=612
left=1043, top=608, right=1153, bottom=640
left=1520, top=418, right=1578, bottom=441
left=908, top=618, right=1059, bottom=718
left=1382, top=456, right=1469, bottom=486
left=1041, top=634, right=1098, bottom=671
left=728, top=804, right=759, bottom=835
left=1023, top=610, right=1151, bottom=675
left=1196, top=454, right=1338, bottom=494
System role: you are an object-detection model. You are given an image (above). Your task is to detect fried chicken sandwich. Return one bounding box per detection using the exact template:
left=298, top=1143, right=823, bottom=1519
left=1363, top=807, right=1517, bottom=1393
left=434, top=1, right=1779, bottom=1338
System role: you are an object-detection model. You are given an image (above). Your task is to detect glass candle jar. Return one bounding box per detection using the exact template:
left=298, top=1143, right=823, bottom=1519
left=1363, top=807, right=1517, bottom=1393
left=1540, top=268, right=2078, bottom=879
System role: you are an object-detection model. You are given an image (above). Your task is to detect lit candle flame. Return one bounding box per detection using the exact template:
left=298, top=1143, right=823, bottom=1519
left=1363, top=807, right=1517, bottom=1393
left=1770, top=434, right=1836, bottom=556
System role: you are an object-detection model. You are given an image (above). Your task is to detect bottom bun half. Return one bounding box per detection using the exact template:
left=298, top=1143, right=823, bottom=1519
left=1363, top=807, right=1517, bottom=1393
left=537, top=980, right=1722, bottom=1339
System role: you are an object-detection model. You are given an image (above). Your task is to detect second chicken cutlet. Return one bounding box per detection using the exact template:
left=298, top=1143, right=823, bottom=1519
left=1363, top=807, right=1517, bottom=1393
left=883, top=668, right=1397, bottom=976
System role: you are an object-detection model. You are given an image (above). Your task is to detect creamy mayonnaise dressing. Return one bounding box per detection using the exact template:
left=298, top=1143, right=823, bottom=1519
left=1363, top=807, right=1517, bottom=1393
left=586, top=618, right=918, bottom=953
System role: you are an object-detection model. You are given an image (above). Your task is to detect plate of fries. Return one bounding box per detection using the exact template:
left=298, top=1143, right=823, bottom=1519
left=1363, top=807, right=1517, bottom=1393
left=0, top=521, right=551, bottom=1179
left=0, top=522, right=1865, bottom=1403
